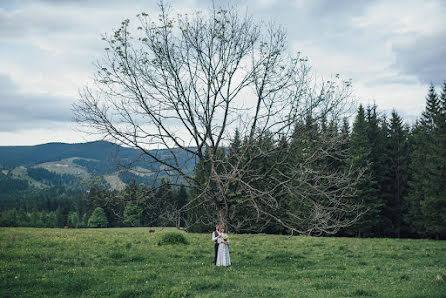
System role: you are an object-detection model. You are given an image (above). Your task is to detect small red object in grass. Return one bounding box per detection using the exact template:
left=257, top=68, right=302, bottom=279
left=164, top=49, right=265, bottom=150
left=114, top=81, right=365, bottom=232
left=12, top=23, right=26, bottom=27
left=149, top=229, right=155, bottom=233
left=64, top=226, right=69, bottom=229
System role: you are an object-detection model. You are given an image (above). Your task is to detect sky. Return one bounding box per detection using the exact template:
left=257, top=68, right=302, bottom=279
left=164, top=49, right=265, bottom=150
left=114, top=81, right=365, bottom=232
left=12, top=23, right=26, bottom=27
left=0, top=0, right=445, bottom=146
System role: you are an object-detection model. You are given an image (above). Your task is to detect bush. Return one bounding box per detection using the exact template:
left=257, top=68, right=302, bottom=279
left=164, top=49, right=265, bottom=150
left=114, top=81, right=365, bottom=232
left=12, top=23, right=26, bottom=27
left=123, top=202, right=142, bottom=227
left=88, top=207, right=108, bottom=228
left=157, top=232, right=189, bottom=245
left=68, top=212, right=80, bottom=228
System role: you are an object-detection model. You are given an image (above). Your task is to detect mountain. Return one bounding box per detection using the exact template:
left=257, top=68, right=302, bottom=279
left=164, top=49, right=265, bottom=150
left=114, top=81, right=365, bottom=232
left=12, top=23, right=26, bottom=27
left=0, top=141, right=140, bottom=168
left=0, top=141, right=196, bottom=191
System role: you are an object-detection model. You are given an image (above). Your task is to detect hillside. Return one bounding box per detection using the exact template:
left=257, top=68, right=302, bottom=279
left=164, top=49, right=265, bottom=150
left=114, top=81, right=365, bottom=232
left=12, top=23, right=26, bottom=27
left=1, top=227, right=445, bottom=297
left=0, top=141, right=195, bottom=193
left=0, top=141, right=195, bottom=169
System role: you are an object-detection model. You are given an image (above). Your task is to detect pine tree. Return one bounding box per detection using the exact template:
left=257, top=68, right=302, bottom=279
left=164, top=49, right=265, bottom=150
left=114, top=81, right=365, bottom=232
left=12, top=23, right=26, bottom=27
left=186, top=149, right=213, bottom=232
left=423, top=82, right=446, bottom=238
left=420, top=84, right=441, bottom=129
left=384, top=111, right=410, bottom=237
left=175, top=185, right=188, bottom=227
left=407, top=84, right=445, bottom=238
left=123, top=202, right=143, bottom=227
left=345, top=105, right=379, bottom=237
left=229, top=129, right=242, bottom=162
left=406, top=122, right=428, bottom=235
left=364, top=105, right=388, bottom=236
left=438, top=82, right=446, bottom=236
left=156, top=178, right=175, bottom=227
left=440, top=81, right=446, bottom=110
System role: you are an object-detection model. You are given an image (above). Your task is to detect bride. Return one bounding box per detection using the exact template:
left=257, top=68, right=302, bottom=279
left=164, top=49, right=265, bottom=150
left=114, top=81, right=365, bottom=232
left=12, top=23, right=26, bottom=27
left=216, top=227, right=231, bottom=266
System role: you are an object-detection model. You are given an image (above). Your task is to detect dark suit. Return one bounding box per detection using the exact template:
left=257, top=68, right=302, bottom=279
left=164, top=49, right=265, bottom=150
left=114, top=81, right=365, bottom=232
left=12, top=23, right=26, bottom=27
left=213, top=230, right=219, bottom=265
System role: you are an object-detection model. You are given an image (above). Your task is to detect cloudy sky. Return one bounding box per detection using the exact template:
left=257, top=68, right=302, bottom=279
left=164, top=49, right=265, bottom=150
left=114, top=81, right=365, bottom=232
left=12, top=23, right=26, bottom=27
left=0, top=0, right=445, bottom=146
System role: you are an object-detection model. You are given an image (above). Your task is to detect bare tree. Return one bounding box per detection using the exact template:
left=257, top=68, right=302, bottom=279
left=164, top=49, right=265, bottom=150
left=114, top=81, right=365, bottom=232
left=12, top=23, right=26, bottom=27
left=74, top=2, right=362, bottom=235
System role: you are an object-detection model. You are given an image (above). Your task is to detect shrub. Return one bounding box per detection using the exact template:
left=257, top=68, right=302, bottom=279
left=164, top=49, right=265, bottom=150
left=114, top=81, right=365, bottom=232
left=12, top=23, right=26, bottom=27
left=68, top=212, right=80, bottom=228
left=157, top=232, right=189, bottom=245
left=87, top=207, right=108, bottom=228
left=123, top=202, right=142, bottom=227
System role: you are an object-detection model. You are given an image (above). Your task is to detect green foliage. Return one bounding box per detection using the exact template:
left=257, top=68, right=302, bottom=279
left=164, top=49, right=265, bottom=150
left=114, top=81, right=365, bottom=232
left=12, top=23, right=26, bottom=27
left=157, top=232, right=189, bottom=245
left=155, top=179, right=175, bottom=227
left=87, top=207, right=108, bottom=228
left=186, top=89, right=445, bottom=238
left=343, top=105, right=380, bottom=236
left=0, top=209, right=19, bottom=227
left=406, top=83, right=446, bottom=238
left=0, top=228, right=445, bottom=297
left=27, top=167, right=81, bottom=187
left=384, top=111, right=410, bottom=237
left=0, top=209, right=57, bottom=228
left=0, top=172, right=28, bottom=194
left=0, top=179, right=189, bottom=230
left=186, top=149, right=214, bottom=233
left=123, top=202, right=143, bottom=227
left=118, top=171, right=154, bottom=185
left=30, top=209, right=42, bottom=227
left=68, top=212, right=81, bottom=228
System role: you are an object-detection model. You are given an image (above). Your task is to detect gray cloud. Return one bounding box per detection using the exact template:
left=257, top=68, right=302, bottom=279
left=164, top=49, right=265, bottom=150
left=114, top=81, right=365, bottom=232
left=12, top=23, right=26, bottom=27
left=0, top=8, right=26, bottom=38
left=0, top=73, right=18, bottom=93
left=393, top=30, right=446, bottom=85
left=0, top=73, right=73, bottom=131
left=0, top=0, right=444, bottom=141
left=303, top=0, right=373, bottom=22
left=363, top=75, right=419, bottom=88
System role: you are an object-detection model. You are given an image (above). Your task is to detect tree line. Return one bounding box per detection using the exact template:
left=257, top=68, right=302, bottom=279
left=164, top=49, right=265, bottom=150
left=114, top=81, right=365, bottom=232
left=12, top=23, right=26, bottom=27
left=345, top=82, right=446, bottom=239
left=187, top=83, right=446, bottom=239
left=0, top=179, right=187, bottom=229
left=1, top=83, right=445, bottom=239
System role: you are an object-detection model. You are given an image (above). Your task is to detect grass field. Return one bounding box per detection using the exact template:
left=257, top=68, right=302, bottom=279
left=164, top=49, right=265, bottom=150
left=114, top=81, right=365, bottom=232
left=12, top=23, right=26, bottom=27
left=1, top=228, right=445, bottom=297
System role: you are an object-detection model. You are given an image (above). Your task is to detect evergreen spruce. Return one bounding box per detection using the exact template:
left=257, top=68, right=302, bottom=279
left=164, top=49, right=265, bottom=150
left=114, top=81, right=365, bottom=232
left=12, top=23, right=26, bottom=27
left=345, top=105, right=379, bottom=237
left=407, top=84, right=445, bottom=238
left=385, top=111, right=410, bottom=237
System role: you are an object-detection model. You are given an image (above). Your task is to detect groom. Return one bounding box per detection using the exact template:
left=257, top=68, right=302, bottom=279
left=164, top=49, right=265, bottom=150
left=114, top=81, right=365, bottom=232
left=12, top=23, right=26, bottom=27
left=212, top=224, right=221, bottom=265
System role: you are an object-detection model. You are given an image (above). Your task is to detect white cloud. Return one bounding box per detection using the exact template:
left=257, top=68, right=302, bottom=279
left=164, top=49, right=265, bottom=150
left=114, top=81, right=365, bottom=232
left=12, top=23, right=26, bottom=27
left=353, top=0, right=445, bottom=36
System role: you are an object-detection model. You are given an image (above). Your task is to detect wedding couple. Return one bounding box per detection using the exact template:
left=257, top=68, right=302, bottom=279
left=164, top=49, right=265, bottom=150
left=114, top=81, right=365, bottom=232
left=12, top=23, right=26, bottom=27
left=212, top=224, right=231, bottom=266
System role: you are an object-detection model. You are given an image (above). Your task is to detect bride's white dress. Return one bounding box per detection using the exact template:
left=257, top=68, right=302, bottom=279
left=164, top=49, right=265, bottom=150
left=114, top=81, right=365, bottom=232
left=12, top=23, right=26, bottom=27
left=216, top=233, right=231, bottom=266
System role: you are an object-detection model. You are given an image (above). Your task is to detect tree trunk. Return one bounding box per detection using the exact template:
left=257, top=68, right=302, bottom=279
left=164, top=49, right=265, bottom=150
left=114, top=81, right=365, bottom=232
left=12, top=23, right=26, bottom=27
left=217, top=208, right=227, bottom=228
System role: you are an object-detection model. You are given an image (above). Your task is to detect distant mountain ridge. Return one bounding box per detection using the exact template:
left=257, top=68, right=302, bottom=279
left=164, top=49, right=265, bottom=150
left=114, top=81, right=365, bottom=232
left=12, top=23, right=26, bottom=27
left=0, top=141, right=139, bottom=168
left=0, top=140, right=195, bottom=168
left=0, top=141, right=196, bottom=190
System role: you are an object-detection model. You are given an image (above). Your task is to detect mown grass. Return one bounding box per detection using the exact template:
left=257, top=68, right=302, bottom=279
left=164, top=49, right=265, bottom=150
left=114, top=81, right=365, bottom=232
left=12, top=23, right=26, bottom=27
left=0, top=227, right=445, bottom=297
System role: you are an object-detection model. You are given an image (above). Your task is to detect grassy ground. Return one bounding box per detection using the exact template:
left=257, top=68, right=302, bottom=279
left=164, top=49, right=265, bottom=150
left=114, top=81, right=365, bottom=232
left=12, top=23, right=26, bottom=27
left=1, top=228, right=445, bottom=297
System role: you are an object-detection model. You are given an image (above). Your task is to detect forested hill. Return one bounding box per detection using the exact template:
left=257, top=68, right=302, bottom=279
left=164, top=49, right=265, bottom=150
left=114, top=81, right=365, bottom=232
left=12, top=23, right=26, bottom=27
left=0, top=141, right=196, bottom=193
left=0, top=141, right=144, bottom=168
left=0, top=140, right=196, bottom=169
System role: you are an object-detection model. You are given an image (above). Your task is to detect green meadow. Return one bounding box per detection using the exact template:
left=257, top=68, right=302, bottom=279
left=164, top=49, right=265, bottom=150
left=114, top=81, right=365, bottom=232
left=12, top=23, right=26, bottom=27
left=1, top=228, right=445, bottom=297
